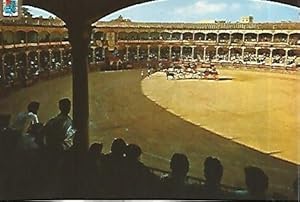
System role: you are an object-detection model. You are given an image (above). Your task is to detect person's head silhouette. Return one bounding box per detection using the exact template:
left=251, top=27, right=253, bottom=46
left=170, top=153, right=189, bottom=178
left=204, top=156, right=223, bottom=185
left=244, top=166, right=268, bottom=198
left=111, top=138, right=126, bottom=157
left=125, top=144, right=142, bottom=160
left=59, top=98, right=71, bottom=115
left=89, top=142, right=103, bottom=158
left=27, top=101, right=40, bottom=115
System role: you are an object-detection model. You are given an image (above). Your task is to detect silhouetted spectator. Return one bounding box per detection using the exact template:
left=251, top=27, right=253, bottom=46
left=102, top=138, right=127, bottom=196
left=11, top=101, right=40, bottom=134
left=160, top=153, right=191, bottom=198
left=235, top=166, right=270, bottom=200
left=44, top=98, right=76, bottom=152
left=124, top=144, right=160, bottom=197
left=199, top=156, right=226, bottom=199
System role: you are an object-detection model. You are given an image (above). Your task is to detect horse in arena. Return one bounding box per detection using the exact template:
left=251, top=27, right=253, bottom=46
left=203, top=68, right=219, bottom=80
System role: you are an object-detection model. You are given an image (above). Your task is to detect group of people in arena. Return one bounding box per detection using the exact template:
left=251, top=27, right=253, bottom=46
left=0, top=99, right=299, bottom=199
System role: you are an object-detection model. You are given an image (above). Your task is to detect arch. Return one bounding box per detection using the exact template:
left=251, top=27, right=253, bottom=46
left=171, top=46, right=180, bottom=61
left=161, top=32, right=171, bottom=40
left=195, top=32, right=205, bottom=41
left=219, top=33, right=230, bottom=43
left=15, top=31, right=26, bottom=44
left=171, top=32, right=181, bottom=40
left=3, top=53, right=16, bottom=81
left=258, top=33, right=273, bottom=42
left=149, top=32, right=159, bottom=40
left=206, top=33, right=217, bottom=41
left=128, top=32, right=139, bottom=40
left=149, top=46, right=158, bottom=60
left=231, top=33, right=243, bottom=43
left=272, top=49, right=286, bottom=64
left=50, top=31, right=63, bottom=42
left=39, top=31, right=50, bottom=43
left=245, top=33, right=258, bottom=42
left=139, top=45, right=148, bottom=60
left=182, top=47, right=193, bottom=59
left=3, top=30, right=14, bottom=45
left=94, top=31, right=104, bottom=40
left=161, top=46, right=170, bottom=60
left=289, top=33, right=300, bottom=45
left=139, top=32, right=149, bottom=40
left=274, top=33, right=288, bottom=43
left=128, top=46, right=138, bottom=61
left=195, top=46, right=204, bottom=60
left=118, top=32, right=128, bottom=40
left=51, top=49, right=62, bottom=69
left=27, top=31, right=39, bottom=43
left=183, top=32, right=193, bottom=40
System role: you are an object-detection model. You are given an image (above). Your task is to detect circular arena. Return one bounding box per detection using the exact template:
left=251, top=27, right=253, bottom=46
left=0, top=68, right=298, bottom=196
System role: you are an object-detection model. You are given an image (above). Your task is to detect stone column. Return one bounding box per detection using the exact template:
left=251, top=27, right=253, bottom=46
left=180, top=46, right=183, bottom=59
left=147, top=45, right=150, bottom=61
left=67, top=22, right=92, bottom=152
left=137, top=45, right=140, bottom=61
left=216, top=46, right=219, bottom=57
left=191, top=46, right=195, bottom=59
left=126, top=46, right=129, bottom=61
left=25, top=51, right=29, bottom=70
left=228, top=48, right=231, bottom=61
left=203, top=46, right=207, bottom=61
left=204, top=33, right=207, bottom=41
left=255, top=48, right=259, bottom=63
left=269, top=48, right=274, bottom=65
left=169, top=46, right=172, bottom=61
left=216, top=34, right=219, bottom=43
left=180, top=33, right=183, bottom=41
left=242, top=47, right=245, bottom=62
left=271, top=34, right=274, bottom=43
left=285, top=48, right=289, bottom=66
left=257, top=34, right=260, bottom=42
left=242, top=33, right=245, bottom=43
left=287, top=34, right=290, bottom=44
left=158, top=45, right=161, bottom=60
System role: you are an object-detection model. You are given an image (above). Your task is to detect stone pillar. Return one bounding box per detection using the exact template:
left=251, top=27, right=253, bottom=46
left=137, top=45, right=140, bottom=61
left=147, top=45, right=150, bottom=60
left=257, top=34, right=260, bottom=42
left=271, top=34, right=274, bottom=42
left=242, top=47, right=245, bottom=62
left=180, top=46, right=183, bottom=59
left=126, top=46, right=129, bottom=61
left=269, top=48, right=274, bottom=65
left=287, top=34, right=290, bottom=44
left=204, top=33, right=207, bottom=41
left=242, top=33, right=245, bottom=43
left=228, top=48, right=231, bottom=61
left=191, top=46, right=195, bottom=59
left=216, top=46, right=219, bottom=57
left=67, top=22, right=91, bottom=152
left=169, top=46, right=172, bottom=61
left=285, top=49, right=289, bottom=66
left=203, top=46, right=207, bottom=61
left=216, top=34, right=219, bottom=43
left=158, top=45, right=161, bottom=60
left=180, top=33, right=183, bottom=41
left=192, top=33, right=195, bottom=41
left=255, top=48, right=259, bottom=63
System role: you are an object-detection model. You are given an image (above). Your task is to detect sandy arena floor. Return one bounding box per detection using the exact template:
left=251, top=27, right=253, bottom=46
left=0, top=69, right=298, bottom=196
left=142, top=69, right=300, bottom=164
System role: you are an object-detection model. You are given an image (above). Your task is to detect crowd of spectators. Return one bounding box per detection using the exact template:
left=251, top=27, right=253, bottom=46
left=0, top=100, right=298, bottom=200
